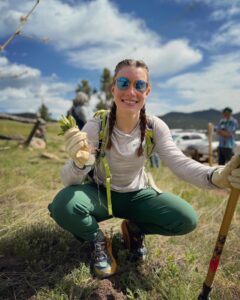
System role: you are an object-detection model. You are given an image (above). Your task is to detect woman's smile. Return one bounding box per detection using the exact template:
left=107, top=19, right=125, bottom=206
left=121, top=99, right=138, bottom=106
left=112, top=66, right=150, bottom=115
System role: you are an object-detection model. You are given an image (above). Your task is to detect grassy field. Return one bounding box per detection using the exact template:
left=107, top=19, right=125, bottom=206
left=0, top=120, right=239, bottom=300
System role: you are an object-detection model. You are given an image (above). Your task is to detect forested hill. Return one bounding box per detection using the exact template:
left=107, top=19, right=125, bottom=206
left=159, top=109, right=240, bottom=130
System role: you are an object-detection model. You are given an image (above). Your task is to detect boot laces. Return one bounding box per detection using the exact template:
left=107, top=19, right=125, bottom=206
left=93, top=240, right=108, bottom=262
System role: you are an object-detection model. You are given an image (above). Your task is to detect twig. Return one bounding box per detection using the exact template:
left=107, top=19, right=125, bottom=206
left=0, top=0, right=41, bottom=52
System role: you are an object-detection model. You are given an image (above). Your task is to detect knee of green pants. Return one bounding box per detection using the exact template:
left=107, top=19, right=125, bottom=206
left=161, top=200, right=198, bottom=235
left=49, top=186, right=85, bottom=219
left=176, top=213, right=198, bottom=235
left=48, top=186, right=98, bottom=241
left=129, top=190, right=199, bottom=236
left=136, top=214, right=198, bottom=236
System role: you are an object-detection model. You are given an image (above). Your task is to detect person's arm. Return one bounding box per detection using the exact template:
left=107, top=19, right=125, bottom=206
left=217, top=118, right=237, bottom=137
left=152, top=116, right=215, bottom=189
left=218, top=129, right=232, bottom=137
left=61, top=117, right=100, bottom=186
left=61, top=160, right=92, bottom=186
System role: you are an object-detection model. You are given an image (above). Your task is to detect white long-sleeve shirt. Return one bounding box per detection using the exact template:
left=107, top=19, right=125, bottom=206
left=61, top=115, right=216, bottom=191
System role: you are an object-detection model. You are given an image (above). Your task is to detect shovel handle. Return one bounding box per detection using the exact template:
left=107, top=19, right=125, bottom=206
left=198, top=188, right=240, bottom=300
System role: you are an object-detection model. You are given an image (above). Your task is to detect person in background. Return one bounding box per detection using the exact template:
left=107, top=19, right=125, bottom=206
left=48, top=59, right=240, bottom=279
left=149, top=152, right=160, bottom=168
left=216, top=107, right=238, bottom=165
left=67, top=92, right=88, bottom=130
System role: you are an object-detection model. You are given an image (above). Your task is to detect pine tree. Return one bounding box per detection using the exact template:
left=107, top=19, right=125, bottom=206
left=95, top=68, right=113, bottom=110
left=38, top=103, right=51, bottom=121
left=75, top=80, right=92, bottom=100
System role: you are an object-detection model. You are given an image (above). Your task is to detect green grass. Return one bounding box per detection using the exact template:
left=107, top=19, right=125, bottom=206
left=0, top=120, right=240, bottom=299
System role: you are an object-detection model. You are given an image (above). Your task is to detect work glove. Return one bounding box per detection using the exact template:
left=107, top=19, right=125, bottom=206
left=211, top=155, right=240, bottom=190
left=64, top=127, right=95, bottom=168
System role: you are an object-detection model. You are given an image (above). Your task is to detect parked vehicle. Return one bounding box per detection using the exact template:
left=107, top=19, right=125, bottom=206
left=171, top=131, right=207, bottom=153
left=186, top=138, right=218, bottom=162
left=186, top=130, right=240, bottom=162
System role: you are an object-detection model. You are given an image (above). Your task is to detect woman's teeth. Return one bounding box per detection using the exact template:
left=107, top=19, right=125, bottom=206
left=122, top=99, right=137, bottom=104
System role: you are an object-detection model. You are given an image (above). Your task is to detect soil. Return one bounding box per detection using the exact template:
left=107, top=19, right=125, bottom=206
left=90, top=279, right=126, bottom=300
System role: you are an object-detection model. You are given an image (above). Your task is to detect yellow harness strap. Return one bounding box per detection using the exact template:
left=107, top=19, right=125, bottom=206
left=94, top=110, right=154, bottom=216
left=102, top=156, right=112, bottom=215
left=145, top=127, right=154, bottom=156
left=94, top=110, right=112, bottom=215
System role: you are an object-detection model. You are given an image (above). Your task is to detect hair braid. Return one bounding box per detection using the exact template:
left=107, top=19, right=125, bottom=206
left=106, top=102, right=117, bottom=149
left=137, top=105, right=147, bottom=156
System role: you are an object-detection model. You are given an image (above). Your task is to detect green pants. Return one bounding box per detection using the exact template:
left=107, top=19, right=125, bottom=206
left=48, top=182, right=198, bottom=241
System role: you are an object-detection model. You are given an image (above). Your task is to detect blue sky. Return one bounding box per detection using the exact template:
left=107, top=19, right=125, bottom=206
left=0, top=0, right=240, bottom=119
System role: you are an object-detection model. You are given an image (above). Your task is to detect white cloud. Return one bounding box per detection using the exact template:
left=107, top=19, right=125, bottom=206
left=1, top=0, right=239, bottom=119
left=0, top=57, right=40, bottom=80
left=154, top=52, right=240, bottom=114
left=0, top=0, right=202, bottom=76
left=211, top=6, right=240, bottom=20
left=67, top=39, right=202, bottom=76
left=0, top=57, right=74, bottom=118
left=211, top=21, right=240, bottom=47
left=175, top=0, right=240, bottom=23
left=174, top=0, right=240, bottom=7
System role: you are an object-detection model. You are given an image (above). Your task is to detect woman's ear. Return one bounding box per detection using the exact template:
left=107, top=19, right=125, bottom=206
left=111, top=84, right=115, bottom=95
left=145, top=85, right=151, bottom=97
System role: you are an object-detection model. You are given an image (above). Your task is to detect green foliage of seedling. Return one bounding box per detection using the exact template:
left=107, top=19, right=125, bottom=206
left=58, top=115, right=77, bottom=135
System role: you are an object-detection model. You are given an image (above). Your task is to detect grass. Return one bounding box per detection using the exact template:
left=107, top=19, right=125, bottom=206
left=0, top=119, right=240, bottom=300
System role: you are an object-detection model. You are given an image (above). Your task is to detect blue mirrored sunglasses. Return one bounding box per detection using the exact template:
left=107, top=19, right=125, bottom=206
left=115, top=77, right=148, bottom=92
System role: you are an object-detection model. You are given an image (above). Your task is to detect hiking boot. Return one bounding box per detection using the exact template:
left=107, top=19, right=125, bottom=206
left=91, top=230, right=117, bottom=278
left=121, top=220, right=147, bottom=261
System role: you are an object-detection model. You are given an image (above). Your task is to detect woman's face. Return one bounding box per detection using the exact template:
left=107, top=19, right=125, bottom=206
left=111, top=66, right=151, bottom=115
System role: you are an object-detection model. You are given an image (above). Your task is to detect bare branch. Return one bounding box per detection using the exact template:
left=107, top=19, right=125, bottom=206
left=0, top=0, right=42, bottom=52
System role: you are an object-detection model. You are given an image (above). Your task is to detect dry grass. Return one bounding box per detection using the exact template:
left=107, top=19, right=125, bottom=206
left=0, top=120, right=239, bottom=300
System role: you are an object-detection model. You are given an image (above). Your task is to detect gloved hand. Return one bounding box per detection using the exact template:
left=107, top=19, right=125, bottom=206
left=64, top=127, right=95, bottom=168
left=211, top=155, right=240, bottom=189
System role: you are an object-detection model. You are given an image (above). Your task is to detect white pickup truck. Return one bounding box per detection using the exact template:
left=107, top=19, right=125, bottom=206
left=185, top=130, right=240, bottom=162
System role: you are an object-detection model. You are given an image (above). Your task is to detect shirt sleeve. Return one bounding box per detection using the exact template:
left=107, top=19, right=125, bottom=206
left=232, top=118, right=239, bottom=132
left=61, top=160, right=92, bottom=186
left=151, top=116, right=216, bottom=189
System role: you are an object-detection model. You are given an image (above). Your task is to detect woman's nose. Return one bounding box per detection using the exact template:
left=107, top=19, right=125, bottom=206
left=126, top=84, right=137, bottom=95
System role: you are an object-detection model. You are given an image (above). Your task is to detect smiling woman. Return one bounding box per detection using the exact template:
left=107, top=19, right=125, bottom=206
left=48, top=58, right=240, bottom=280
left=109, top=60, right=151, bottom=138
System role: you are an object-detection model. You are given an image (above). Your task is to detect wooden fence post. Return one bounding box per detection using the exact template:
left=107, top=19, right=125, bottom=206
left=208, top=122, right=213, bottom=166
left=24, top=118, right=45, bottom=146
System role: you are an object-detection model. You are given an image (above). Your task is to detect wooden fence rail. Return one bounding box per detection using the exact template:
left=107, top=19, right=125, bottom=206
left=0, top=113, right=46, bottom=145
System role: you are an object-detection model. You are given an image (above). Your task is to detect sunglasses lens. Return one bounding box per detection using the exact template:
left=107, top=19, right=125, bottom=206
left=116, top=77, right=130, bottom=90
left=135, top=80, right=148, bottom=92
left=116, top=77, right=148, bottom=92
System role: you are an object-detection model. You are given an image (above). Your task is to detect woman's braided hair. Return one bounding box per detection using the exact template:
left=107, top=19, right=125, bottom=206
left=106, top=59, right=149, bottom=156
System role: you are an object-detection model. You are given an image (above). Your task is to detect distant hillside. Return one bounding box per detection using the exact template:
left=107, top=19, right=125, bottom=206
left=159, top=109, right=240, bottom=130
